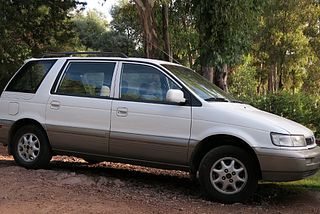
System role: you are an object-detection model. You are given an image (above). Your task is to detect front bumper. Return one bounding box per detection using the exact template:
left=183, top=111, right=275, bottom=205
left=255, top=146, right=320, bottom=182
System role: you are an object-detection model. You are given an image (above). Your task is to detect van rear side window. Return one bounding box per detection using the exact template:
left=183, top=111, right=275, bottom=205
left=6, top=60, right=56, bottom=93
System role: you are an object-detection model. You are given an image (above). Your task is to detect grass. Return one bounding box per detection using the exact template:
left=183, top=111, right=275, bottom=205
left=263, top=143, right=320, bottom=193
left=255, top=171, right=320, bottom=196
left=246, top=171, right=320, bottom=204
left=280, top=171, right=320, bottom=192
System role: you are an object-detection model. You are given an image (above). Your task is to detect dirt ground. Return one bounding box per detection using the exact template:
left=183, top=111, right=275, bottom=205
left=0, top=144, right=320, bottom=214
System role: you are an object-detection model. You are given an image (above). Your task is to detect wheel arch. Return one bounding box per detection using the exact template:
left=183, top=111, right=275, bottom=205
left=8, top=119, right=48, bottom=155
left=189, top=134, right=262, bottom=180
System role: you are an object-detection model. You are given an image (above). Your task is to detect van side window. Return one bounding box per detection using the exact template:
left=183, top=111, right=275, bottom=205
left=6, top=60, right=56, bottom=93
left=56, top=62, right=116, bottom=97
left=120, top=63, right=179, bottom=102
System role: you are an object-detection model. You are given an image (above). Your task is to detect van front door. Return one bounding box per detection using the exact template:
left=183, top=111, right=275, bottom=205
left=110, top=63, right=191, bottom=165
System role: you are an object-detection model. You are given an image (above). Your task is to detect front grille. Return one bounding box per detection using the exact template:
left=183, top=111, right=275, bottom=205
left=306, top=137, right=315, bottom=146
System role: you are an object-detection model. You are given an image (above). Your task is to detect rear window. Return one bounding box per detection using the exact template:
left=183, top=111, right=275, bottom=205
left=6, top=60, right=56, bottom=93
left=56, top=62, right=116, bottom=97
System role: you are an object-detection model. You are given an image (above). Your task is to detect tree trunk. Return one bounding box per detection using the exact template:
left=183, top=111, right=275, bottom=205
left=134, top=0, right=158, bottom=59
left=183, top=15, right=193, bottom=69
left=291, top=69, right=296, bottom=95
left=269, top=62, right=277, bottom=93
left=188, top=52, right=193, bottom=70
left=214, top=63, right=229, bottom=93
left=257, top=77, right=262, bottom=95
left=257, top=63, right=263, bottom=95
left=278, top=71, right=283, bottom=90
left=162, top=3, right=171, bottom=62
left=202, top=67, right=213, bottom=83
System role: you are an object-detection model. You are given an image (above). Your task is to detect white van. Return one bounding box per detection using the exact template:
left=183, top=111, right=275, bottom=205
left=0, top=52, right=319, bottom=203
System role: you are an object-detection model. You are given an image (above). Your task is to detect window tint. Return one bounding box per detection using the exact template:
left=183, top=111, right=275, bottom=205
left=57, top=62, right=116, bottom=97
left=6, top=60, right=56, bottom=93
left=120, top=64, right=179, bottom=102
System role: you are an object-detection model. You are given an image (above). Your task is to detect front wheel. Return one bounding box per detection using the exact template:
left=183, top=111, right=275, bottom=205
left=12, top=125, right=52, bottom=169
left=199, top=146, right=258, bottom=204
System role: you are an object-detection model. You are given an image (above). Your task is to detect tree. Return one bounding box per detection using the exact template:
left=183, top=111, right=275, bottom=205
left=74, top=9, right=109, bottom=50
left=110, top=1, right=143, bottom=56
left=161, top=2, right=171, bottom=62
left=229, top=55, right=259, bottom=102
left=99, top=30, right=139, bottom=55
left=253, top=0, right=317, bottom=93
left=0, top=0, right=84, bottom=87
left=168, top=0, right=198, bottom=67
left=300, top=0, right=320, bottom=96
left=133, top=0, right=158, bottom=59
left=74, top=7, right=142, bottom=57
left=191, top=0, right=263, bottom=92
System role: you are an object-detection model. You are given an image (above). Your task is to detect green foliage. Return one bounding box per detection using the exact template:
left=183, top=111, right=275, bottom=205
left=255, top=171, right=320, bottom=197
left=191, top=0, right=263, bottom=69
left=74, top=4, right=144, bottom=57
left=230, top=56, right=320, bottom=138
left=110, top=1, right=142, bottom=41
left=227, top=1, right=320, bottom=138
left=289, top=170, right=320, bottom=192
left=229, top=55, right=260, bottom=104
left=231, top=88, right=320, bottom=138
left=166, top=0, right=198, bottom=66
left=74, top=9, right=109, bottom=50
left=0, top=0, right=84, bottom=89
left=253, top=0, right=318, bottom=92
left=302, top=58, right=320, bottom=95
left=98, top=30, right=142, bottom=57
left=255, top=91, right=319, bottom=135
left=109, top=2, right=144, bottom=56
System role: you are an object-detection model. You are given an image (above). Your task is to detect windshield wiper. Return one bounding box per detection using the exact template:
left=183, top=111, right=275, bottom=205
left=205, top=97, right=229, bottom=102
left=231, top=100, right=244, bottom=104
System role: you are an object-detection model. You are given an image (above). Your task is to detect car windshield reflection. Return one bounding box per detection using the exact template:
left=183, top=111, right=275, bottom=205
left=162, top=64, right=239, bottom=102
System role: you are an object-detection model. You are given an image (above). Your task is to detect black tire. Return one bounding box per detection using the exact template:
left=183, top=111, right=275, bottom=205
left=12, top=124, right=52, bottom=169
left=199, top=145, right=258, bottom=204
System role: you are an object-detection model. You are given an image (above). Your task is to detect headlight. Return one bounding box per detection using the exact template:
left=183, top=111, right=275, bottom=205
left=271, top=133, right=306, bottom=147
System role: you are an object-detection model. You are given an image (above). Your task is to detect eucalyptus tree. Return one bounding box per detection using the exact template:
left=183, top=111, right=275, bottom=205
left=133, top=0, right=158, bottom=59
left=161, top=1, right=171, bottom=62
left=110, top=0, right=172, bottom=60
left=168, top=0, right=198, bottom=67
left=300, top=0, right=320, bottom=95
left=253, top=0, right=318, bottom=93
left=191, top=0, right=263, bottom=92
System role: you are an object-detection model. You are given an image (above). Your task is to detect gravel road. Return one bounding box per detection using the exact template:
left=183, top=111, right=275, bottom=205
left=0, top=144, right=320, bottom=214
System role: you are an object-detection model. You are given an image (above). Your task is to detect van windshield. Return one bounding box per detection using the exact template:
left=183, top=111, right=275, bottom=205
left=162, top=64, right=241, bottom=102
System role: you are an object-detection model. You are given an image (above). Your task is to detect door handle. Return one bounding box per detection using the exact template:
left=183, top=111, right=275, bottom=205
left=50, top=101, right=60, bottom=110
left=116, top=107, right=128, bottom=117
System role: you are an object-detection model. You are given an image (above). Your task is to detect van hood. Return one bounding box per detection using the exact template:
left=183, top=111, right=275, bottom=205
left=209, top=102, right=313, bottom=137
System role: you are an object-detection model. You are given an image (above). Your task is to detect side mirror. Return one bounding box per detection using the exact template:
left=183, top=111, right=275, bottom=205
left=166, top=89, right=186, bottom=103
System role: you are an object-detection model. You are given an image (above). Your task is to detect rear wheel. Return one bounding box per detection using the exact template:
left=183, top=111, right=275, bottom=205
left=199, top=145, right=258, bottom=204
left=12, top=125, right=52, bottom=169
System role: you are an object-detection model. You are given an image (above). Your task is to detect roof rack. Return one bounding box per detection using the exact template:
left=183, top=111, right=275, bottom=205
left=37, top=52, right=128, bottom=58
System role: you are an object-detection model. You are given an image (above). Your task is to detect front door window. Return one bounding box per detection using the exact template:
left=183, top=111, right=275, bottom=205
left=119, top=63, right=180, bottom=102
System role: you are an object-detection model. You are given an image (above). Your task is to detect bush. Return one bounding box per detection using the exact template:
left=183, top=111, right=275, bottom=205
left=243, top=91, right=320, bottom=138
left=229, top=55, right=320, bottom=138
